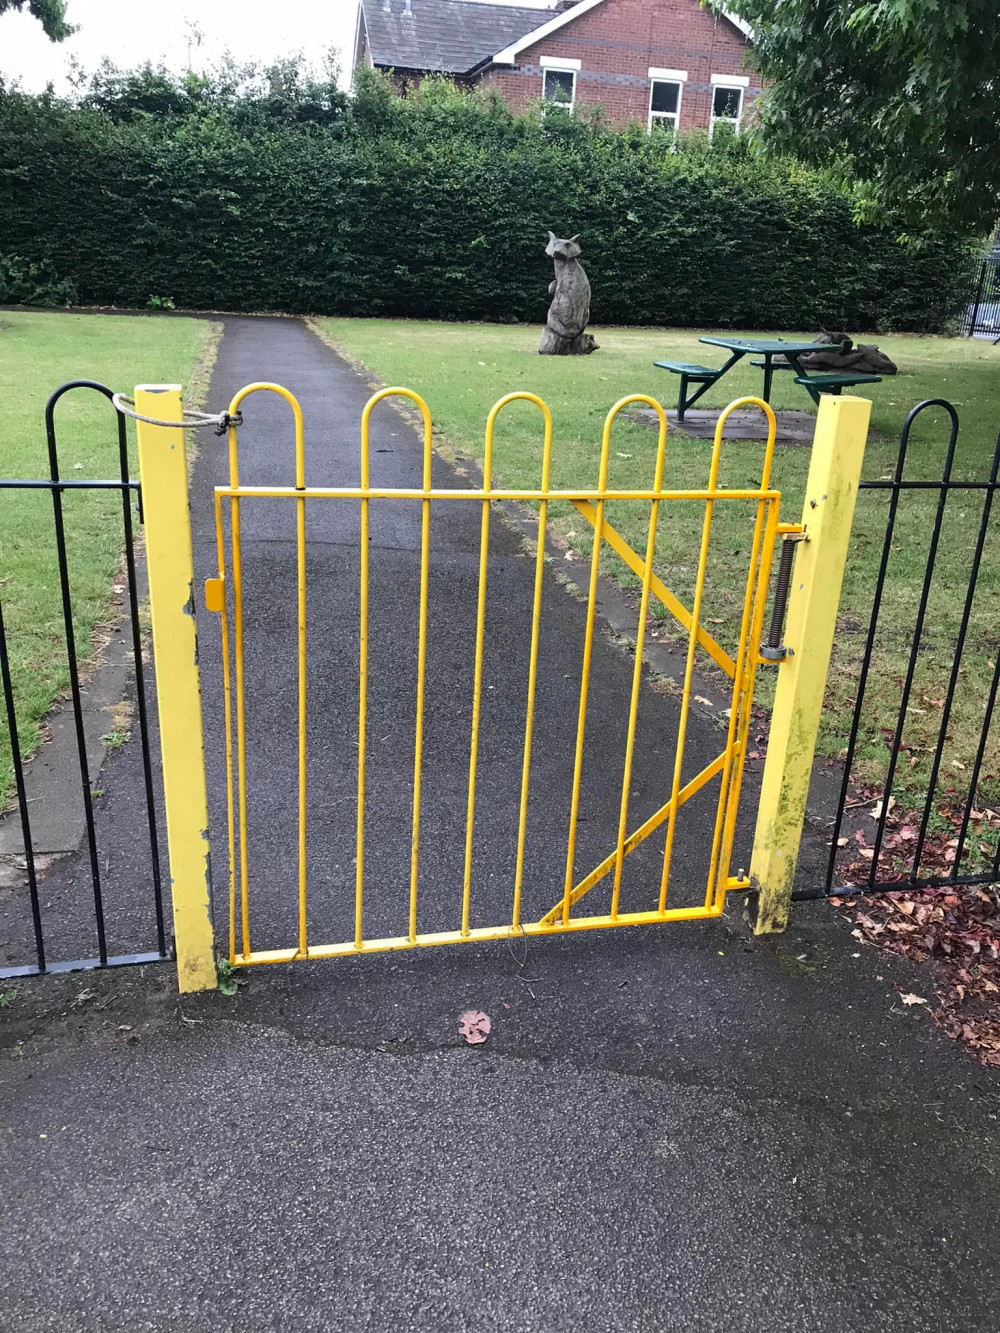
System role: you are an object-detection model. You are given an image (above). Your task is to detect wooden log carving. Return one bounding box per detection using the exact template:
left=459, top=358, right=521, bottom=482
left=539, top=232, right=599, bottom=356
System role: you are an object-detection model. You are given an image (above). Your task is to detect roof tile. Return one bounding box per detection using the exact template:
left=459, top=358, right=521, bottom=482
left=363, top=0, right=560, bottom=75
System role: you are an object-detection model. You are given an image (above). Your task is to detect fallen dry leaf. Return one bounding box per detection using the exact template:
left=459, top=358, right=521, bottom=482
left=834, top=798, right=1000, bottom=1070
left=693, top=695, right=714, bottom=707
left=458, top=1010, right=491, bottom=1044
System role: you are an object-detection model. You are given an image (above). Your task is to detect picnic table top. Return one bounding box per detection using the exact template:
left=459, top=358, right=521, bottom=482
left=699, top=336, right=835, bottom=355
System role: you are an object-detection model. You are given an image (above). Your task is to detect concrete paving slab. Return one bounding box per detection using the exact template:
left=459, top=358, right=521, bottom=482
left=0, top=594, right=140, bottom=859
left=638, top=407, right=821, bottom=444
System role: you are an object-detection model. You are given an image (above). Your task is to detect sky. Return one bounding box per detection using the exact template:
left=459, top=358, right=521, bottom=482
left=1, top=0, right=553, bottom=94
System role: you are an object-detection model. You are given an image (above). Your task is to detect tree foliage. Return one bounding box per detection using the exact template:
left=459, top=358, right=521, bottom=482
left=722, top=0, right=1000, bottom=236
left=0, top=0, right=73, bottom=41
left=72, top=53, right=348, bottom=127
left=0, top=63, right=977, bottom=328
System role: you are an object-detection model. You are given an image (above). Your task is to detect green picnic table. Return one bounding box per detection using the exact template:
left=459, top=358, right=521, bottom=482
left=655, top=335, right=882, bottom=422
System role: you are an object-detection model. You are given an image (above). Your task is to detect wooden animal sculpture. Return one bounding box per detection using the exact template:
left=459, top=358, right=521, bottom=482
left=539, top=232, right=599, bottom=355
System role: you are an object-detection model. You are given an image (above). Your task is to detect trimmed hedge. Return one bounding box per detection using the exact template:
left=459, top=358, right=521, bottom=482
left=0, top=71, right=976, bottom=331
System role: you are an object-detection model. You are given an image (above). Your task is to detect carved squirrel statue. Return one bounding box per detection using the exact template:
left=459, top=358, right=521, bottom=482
left=539, top=232, right=598, bottom=356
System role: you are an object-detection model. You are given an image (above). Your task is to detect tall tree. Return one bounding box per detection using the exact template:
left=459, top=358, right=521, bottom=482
left=723, top=0, right=1000, bottom=237
left=1, top=0, right=73, bottom=41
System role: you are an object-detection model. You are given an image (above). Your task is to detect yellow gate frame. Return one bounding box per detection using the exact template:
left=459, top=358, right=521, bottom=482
left=208, top=386, right=787, bottom=968
left=134, top=384, right=871, bottom=992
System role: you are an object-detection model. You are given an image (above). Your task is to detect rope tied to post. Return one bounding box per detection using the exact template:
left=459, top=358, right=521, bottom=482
left=112, top=393, right=242, bottom=437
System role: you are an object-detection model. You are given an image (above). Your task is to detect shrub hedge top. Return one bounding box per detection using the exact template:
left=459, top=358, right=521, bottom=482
left=0, top=63, right=978, bottom=330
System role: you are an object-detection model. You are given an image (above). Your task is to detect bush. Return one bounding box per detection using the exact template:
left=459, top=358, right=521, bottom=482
left=0, top=66, right=977, bottom=331
left=0, top=254, right=77, bottom=307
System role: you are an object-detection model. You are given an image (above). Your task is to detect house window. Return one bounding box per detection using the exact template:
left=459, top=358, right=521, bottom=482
left=540, top=57, right=579, bottom=112
left=709, top=74, right=748, bottom=135
left=648, top=80, right=682, bottom=134
left=542, top=67, right=575, bottom=110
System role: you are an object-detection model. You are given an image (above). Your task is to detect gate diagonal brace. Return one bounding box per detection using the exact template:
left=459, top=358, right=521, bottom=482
left=570, top=500, right=737, bottom=679
left=537, top=750, right=729, bottom=925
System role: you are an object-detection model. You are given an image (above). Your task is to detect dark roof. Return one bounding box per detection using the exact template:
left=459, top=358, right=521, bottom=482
left=362, top=0, right=558, bottom=75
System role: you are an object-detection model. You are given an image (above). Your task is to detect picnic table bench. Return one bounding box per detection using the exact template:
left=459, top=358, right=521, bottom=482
left=655, top=335, right=882, bottom=421
left=791, top=371, right=882, bottom=404
left=750, top=358, right=883, bottom=403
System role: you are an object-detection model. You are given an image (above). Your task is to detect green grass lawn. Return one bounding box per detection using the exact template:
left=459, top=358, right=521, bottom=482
left=317, top=318, right=1000, bottom=812
left=0, top=310, right=218, bottom=798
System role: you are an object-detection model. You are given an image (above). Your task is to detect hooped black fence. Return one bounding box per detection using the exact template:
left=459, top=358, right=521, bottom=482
left=959, top=249, right=1000, bottom=340
left=800, top=398, right=1000, bottom=900
left=0, top=382, right=167, bottom=979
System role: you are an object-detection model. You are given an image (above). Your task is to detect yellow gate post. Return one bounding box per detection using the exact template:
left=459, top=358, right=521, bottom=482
left=134, top=385, right=217, bottom=992
left=750, top=394, right=872, bottom=934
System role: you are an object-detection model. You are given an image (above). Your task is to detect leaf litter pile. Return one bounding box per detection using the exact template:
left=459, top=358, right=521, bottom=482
left=831, top=789, right=1000, bottom=1067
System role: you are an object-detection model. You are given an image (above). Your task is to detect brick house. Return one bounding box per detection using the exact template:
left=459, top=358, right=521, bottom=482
left=354, top=0, right=760, bottom=134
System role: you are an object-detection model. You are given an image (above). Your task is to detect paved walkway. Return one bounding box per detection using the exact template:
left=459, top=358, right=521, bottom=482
left=2, top=318, right=999, bottom=1331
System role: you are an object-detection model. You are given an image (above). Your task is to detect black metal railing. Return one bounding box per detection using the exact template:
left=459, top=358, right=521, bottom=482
left=0, top=382, right=167, bottom=978
left=959, top=250, right=1000, bottom=340
left=800, top=399, right=1000, bottom=899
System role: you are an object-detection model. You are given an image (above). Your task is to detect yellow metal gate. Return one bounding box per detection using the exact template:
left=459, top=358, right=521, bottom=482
left=205, top=384, right=790, bottom=968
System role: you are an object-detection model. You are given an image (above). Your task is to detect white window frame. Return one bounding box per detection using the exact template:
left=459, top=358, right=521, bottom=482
left=541, top=56, right=579, bottom=113
left=647, top=68, right=686, bottom=134
left=709, top=73, right=748, bottom=136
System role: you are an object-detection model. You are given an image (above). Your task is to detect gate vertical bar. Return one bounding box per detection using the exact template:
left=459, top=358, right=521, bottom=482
left=134, top=385, right=217, bottom=992
left=750, top=394, right=871, bottom=934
